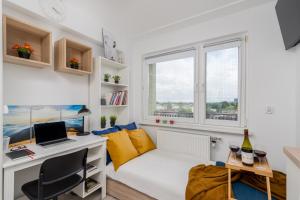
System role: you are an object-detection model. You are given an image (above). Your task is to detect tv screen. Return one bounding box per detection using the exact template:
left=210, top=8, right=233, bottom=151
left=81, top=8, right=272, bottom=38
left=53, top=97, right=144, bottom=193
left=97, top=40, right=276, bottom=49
left=276, top=0, right=300, bottom=50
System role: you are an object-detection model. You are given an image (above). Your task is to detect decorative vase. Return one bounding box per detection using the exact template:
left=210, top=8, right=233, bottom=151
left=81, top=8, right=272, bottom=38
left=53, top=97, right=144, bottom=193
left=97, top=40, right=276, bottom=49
left=115, top=80, right=119, bottom=84
left=155, top=119, right=160, bottom=123
left=70, top=63, right=79, bottom=69
left=110, top=121, right=116, bottom=127
left=101, top=122, right=106, bottom=129
left=18, top=51, right=31, bottom=59
left=104, top=78, right=109, bottom=82
left=169, top=120, right=175, bottom=125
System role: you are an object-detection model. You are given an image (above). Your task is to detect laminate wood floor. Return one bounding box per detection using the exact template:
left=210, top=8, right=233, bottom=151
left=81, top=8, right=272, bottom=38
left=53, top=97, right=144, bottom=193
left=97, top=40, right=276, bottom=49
left=17, top=190, right=117, bottom=200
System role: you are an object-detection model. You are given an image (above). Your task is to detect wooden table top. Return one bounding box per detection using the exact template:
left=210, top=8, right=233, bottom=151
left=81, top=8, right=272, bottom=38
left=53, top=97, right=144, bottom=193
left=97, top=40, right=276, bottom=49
left=225, top=152, right=273, bottom=178
left=284, top=146, right=300, bottom=169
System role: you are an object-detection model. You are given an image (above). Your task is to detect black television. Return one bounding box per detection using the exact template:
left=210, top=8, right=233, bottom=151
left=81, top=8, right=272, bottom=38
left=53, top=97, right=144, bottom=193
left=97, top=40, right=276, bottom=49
left=276, top=0, right=300, bottom=50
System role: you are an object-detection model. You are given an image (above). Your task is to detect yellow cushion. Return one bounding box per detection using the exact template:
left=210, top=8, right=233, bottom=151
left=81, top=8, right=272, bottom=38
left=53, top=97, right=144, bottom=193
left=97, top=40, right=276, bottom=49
left=127, top=129, right=156, bottom=155
left=105, top=130, right=139, bottom=171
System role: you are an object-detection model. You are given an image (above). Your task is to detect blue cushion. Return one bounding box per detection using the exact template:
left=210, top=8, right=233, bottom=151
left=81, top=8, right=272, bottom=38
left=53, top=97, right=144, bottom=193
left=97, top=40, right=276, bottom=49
left=92, top=127, right=119, bottom=165
left=115, top=122, right=137, bottom=131
left=233, top=182, right=276, bottom=200
left=92, top=127, right=119, bottom=135
left=216, top=161, right=225, bottom=167
left=215, top=161, right=276, bottom=200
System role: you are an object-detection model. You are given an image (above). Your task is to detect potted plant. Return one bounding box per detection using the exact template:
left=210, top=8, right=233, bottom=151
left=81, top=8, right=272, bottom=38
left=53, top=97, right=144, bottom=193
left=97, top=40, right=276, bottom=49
left=104, top=73, right=111, bottom=82
left=112, top=75, right=121, bottom=84
left=110, top=115, right=117, bottom=127
left=12, top=42, right=34, bottom=59
left=69, top=58, right=80, bottom=69
left=101, top=116, right=106, bottom=129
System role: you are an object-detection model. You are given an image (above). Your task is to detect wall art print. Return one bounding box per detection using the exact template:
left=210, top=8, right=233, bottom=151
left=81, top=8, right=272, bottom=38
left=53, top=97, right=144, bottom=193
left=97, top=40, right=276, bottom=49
left=3, top=105, right=85, bottom=145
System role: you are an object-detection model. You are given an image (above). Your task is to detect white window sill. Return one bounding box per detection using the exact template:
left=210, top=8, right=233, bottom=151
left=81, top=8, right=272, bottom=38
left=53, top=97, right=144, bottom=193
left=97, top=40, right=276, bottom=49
left=139, top=121, right=244, bottom=135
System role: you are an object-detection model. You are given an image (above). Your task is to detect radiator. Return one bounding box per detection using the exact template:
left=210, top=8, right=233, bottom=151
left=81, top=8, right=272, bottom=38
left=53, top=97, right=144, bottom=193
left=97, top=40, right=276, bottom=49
left=157, top=129, right=211, bottom=162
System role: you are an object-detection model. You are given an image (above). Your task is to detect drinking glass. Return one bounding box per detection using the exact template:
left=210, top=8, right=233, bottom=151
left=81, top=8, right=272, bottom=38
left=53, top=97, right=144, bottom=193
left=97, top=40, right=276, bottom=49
left=229, top=141, right=240, bottom=163
left=254, top=144, right=267, bottom=170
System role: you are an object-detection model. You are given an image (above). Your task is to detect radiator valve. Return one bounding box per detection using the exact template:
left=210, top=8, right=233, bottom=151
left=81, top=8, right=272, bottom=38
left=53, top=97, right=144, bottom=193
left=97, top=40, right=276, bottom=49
left=210, top=137, right=222, bottom=148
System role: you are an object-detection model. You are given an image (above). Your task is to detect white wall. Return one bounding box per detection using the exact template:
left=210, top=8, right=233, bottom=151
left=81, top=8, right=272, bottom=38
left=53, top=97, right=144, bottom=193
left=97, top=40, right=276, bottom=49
left=296, top=45, right=300, bottom=147
left=0, top=0, right=3, bottom=199
left=3, top=6, right=103, bottom=106
left=131, top=1, right=297, bottom=172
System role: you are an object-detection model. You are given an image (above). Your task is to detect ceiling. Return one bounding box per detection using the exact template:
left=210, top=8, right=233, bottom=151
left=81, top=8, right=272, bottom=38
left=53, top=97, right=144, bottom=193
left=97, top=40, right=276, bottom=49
left=101, top=0, right=275, bottom=38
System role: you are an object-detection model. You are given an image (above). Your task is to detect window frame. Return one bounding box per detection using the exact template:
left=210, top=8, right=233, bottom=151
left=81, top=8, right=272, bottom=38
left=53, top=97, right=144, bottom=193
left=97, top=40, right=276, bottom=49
left=141, top=35, right=247, bottom=129
left=142, top=46, right=199, bottom=124
left=200, top=40, right=246, bottom=127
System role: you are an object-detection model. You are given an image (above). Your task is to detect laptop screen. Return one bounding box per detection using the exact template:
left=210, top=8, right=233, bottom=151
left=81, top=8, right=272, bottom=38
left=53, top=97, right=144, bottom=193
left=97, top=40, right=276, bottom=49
left=34, top=121, right=68, bottom=144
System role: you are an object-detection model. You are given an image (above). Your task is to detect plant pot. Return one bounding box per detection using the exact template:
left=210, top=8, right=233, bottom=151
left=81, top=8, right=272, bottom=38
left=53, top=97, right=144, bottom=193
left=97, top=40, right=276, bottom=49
left=70, top=63, right=79, bottom=69
left=104, top=78, right=109, bottom=82
left=18, top=51, right=31, bottom=59
left=114, top=80, right=119, bottom=84
left=110, top=121, right=116, bottom=127
left=101, top=122, right=106, bottom=129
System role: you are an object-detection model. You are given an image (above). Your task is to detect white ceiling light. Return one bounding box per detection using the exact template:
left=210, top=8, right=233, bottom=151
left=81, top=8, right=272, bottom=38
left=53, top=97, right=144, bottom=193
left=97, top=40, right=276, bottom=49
left=39, top=0, right=66, bottom=23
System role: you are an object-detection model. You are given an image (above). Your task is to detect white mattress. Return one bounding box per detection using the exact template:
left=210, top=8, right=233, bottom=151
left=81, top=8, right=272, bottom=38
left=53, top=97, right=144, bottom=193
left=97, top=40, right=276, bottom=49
left=106, top=149, right=213, bottom=200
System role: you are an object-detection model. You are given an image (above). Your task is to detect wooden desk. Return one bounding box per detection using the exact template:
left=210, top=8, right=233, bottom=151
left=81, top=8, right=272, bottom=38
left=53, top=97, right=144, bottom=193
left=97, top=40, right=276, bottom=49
left=225, top=152, right=273, bottom=200
left=3, top=135, right=107, bottom=200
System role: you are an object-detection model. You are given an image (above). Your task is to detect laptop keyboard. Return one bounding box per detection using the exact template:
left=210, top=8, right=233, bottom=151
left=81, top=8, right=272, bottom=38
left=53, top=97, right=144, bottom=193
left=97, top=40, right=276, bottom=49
left=39, top=138, right=70, bottom=146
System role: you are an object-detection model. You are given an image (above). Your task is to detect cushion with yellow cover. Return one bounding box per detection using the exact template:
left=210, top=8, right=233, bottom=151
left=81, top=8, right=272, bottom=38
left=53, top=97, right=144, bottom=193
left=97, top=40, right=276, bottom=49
left=105, top=130, right=139, bottom=171
left=127, top=129, right=156, bottom=154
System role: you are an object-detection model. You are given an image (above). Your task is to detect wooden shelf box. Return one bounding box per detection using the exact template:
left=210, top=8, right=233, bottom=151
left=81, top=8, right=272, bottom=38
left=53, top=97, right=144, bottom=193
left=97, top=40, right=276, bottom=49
left=55, top=38, right=93, bottom=75
left=3, top=15, right=52, bottom=68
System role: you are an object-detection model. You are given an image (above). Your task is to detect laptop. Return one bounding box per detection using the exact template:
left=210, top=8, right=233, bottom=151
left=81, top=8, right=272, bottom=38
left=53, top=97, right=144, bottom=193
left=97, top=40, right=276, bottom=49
left=34, top=121, right=74, bottom=147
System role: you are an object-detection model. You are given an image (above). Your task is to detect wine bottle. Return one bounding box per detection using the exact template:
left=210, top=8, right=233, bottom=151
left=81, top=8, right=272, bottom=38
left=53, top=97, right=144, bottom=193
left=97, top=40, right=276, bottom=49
left=241, top=129, right=254, bottom=166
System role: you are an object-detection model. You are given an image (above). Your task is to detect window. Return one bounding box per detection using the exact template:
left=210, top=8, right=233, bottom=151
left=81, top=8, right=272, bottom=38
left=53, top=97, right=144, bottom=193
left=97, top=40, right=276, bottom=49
left=143, top=37, right=246, bottom=128
left=144, top=49, right=197, bottom=122
left=203, top=41, right=243, bottom=126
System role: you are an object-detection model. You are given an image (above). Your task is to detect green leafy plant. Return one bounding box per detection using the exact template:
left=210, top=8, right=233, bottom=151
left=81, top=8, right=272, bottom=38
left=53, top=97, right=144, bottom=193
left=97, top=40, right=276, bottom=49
left=104, top=73, right=111, bottom=82
left=101, top=116, right=106, bottom=129
left=112, top=75, right=121, bottom=84
left=110, top=115, right=117, bottom=127
left=12, top=43, right=34, bottom=59
left=69, top=57, right=80, bottom=69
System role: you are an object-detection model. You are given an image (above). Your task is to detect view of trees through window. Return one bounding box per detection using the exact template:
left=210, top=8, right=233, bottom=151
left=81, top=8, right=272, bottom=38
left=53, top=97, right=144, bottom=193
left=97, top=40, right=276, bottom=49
left=148, top=56, right=194, bottom=118
left=206, top=47, right=239, bottom=121
left=146, top=43, right=240, bottom=123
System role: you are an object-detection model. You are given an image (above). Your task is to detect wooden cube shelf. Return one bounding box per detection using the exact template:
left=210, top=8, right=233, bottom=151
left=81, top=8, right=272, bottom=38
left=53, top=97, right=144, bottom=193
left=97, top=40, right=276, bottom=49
left=3, top=15, right=52, bottom=68
left=54, top=38, right=93, bottom=76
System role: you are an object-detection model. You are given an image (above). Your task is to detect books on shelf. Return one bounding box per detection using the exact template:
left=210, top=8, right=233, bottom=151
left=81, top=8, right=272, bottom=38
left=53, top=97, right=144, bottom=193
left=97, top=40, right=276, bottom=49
left=105, top=90, right=128, bottom=106
left=85, top=178, right=99, bottom=193
left=87, top=163, right=97, bottom=172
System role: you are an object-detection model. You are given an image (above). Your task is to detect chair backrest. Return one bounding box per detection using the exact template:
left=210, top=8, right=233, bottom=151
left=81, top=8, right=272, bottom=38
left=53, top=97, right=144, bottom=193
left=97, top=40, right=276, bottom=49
left=39, top=148, right=88, bottom=185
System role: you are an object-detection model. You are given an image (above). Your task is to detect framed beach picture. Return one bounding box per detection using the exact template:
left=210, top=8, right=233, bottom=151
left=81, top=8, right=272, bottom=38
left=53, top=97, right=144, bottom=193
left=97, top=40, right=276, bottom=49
left=61, top=105, right=84, bottom=134
left=3, top=104, right=85, bottom=145
left=3, top=106, right=31, bottom=145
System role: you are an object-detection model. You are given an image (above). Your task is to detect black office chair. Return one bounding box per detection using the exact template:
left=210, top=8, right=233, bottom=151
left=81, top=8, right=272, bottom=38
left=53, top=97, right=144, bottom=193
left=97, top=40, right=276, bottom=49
left=22, top=148, right=88, bottom=200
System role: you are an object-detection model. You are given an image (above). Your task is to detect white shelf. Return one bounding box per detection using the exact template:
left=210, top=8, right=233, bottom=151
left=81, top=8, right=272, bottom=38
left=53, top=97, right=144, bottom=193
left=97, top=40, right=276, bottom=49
left=87, top=154, right=102, bottom=163
left=101, top=81, right=128, bottom=87
left=87, top=167, right=102, bottom=178
left=84, top=183, right=102, bottom=198
left=101, top=105, right=128, bottom=108
left=101, top=57, right=127, bottom=69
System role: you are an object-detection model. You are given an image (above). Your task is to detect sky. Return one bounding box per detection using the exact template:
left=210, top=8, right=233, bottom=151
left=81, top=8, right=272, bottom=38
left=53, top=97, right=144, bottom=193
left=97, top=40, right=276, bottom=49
left=153, top=47, right=238, bottom=103
left=155, top=57, right=194, bottom=103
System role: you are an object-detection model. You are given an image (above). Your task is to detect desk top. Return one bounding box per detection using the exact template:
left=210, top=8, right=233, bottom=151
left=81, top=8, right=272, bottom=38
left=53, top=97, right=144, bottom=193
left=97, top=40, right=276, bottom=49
left=3, top=134, right=107, bottom=169
left=284, top=146, right=300, bottom=169
left=225, top=152, right=273, bottom=177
